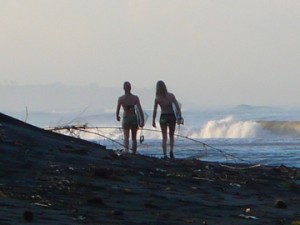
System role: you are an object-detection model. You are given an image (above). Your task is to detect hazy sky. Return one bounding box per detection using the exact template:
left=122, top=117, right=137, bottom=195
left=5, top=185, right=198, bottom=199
left=1, top=0, right=300, bottom=107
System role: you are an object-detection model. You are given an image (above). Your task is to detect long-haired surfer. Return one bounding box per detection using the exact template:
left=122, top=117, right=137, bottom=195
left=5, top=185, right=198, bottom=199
left=152, top=80, right=183, bottom=159
left=116, top=81, right=144, bottom=154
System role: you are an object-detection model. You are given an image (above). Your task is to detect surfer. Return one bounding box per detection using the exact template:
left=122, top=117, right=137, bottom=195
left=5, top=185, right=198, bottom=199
left=116, top=81, right=144, bottom=154
left=152, top=80, right=183, bottom=159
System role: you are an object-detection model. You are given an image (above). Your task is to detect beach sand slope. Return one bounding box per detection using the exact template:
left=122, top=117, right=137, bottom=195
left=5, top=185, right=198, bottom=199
left=0, top=113, right=300, bottom=225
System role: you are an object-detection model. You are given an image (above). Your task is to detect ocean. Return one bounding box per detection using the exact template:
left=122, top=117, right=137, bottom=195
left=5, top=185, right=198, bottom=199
left=10, top=105, right=300, bottom=168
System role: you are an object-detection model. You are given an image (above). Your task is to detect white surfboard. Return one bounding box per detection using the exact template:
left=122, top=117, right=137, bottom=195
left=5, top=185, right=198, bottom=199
left=134, top=105, right=144, bottom=127
left=172, top=101, right=183, bottom=125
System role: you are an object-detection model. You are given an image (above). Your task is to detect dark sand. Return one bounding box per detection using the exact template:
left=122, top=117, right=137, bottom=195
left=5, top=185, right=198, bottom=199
left=0, top=112, right=300, bottom=225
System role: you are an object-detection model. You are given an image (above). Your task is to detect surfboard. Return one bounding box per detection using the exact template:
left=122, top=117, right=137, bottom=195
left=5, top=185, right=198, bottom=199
left=134, top=105, right=144, bottom=127
left=172, top=101, right=183, bottom=125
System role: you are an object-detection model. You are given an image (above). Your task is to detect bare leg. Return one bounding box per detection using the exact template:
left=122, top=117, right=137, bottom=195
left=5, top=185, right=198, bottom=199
left=131, top=127, right=138, bottom=154
left=123, top=128, right=130, bottom=153
left=169, top=123, right=176, bottom=158
left=160, top=124, right=168, bottom=158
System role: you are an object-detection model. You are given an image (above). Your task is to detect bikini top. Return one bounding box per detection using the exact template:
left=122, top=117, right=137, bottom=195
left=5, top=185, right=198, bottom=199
left=126, top=105, right=135, bottom=111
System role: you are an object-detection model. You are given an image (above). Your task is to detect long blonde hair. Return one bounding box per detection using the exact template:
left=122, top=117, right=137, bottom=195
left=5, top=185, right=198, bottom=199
left=156, top=80, right=168, bottom=96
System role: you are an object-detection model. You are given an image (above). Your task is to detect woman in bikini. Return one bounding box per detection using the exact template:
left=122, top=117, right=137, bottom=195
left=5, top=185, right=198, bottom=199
left=152, top=80, right=183, bottom=159
left=116, top=81, right=144, bottom=154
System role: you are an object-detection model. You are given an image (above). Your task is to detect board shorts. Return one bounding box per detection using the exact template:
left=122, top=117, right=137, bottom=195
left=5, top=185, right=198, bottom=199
left=159, top=113, right=176, bottom=126
left=122, top=115, right=138, bottom=129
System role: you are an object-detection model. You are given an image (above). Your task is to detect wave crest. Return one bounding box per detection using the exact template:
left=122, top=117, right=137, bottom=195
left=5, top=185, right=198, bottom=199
left=198, top=116, right=261, bottom=138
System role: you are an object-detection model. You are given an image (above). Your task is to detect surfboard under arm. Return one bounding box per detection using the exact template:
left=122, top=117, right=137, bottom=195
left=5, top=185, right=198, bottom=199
left=172, top=101, right=183, bottom=125
left=135, top=105, right=144, bottom=127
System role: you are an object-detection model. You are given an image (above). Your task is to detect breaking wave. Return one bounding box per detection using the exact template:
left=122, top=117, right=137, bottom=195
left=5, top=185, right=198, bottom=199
left=189, top=116, right=262, bottom=138
left=191, top=116, right=300, bottom=138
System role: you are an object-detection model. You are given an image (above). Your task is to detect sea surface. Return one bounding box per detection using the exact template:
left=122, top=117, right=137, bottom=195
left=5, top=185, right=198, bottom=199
left=9, top=105, right=300, bottom=168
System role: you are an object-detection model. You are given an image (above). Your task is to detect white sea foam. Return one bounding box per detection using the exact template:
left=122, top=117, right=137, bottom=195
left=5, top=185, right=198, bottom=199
left=185, top=116, right=300, bottom=139
left=186, top=116, right=262, bottom=138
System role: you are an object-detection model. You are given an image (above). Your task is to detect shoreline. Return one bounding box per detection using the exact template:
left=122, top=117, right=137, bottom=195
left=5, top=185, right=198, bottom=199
left=51, top=125, right=300, bottom=168
left=1, top=113, right=300, bottom=225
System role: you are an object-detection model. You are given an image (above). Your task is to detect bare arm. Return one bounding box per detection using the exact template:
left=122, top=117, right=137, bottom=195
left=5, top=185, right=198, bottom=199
left=116, top=98, right=121, bottom=121
left=152, top=99, right=158, bottom=128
